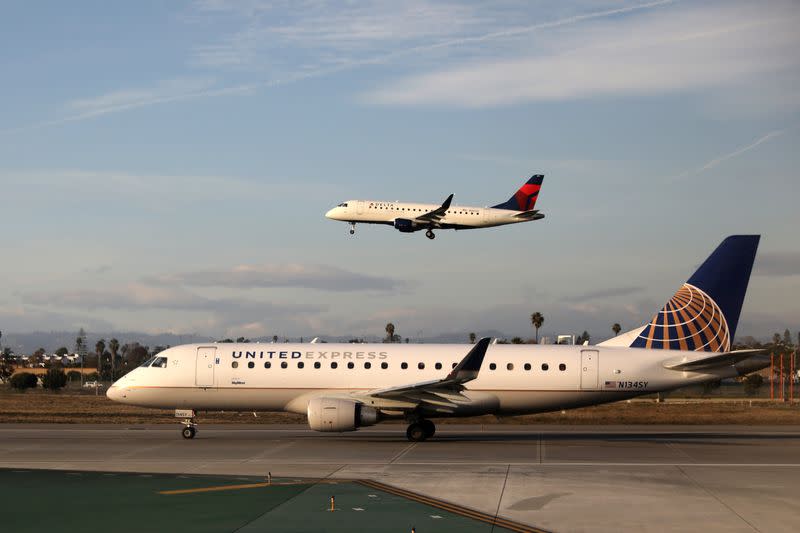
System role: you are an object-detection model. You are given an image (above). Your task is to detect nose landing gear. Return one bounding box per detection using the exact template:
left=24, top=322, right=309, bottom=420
left=176, top=409, right=197, bottom=439
left=425, top=229, right=435, bottom=240
left=349, top=222, right=356, bottom=235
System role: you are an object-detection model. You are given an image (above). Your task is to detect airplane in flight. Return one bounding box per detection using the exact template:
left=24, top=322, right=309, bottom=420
left=107, top=235, right=766, bottom=442
left=325, top=174, right=546, bottom=239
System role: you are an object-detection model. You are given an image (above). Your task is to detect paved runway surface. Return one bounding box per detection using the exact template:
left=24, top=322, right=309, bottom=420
left=1, top=424, right=799, bottom=532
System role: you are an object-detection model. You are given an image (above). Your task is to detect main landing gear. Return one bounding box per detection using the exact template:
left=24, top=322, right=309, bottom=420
left=406, top=419, right=436, bottom=442
left=425, top=229, right=435, bottom=240
left=349, top=222, right=356, bottom=235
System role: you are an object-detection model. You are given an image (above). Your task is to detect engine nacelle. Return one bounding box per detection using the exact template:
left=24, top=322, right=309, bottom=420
left=393, top=218, right=417, bottom=233
left=307, top=397, right=380, bottom=432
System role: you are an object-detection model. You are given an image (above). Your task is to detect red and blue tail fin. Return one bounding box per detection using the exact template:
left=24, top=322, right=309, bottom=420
left=630, top=235, right=760, bottom=352
left=492, top=174, right=544, bottom=211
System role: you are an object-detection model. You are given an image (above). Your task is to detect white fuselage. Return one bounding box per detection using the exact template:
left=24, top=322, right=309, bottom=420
left=325, top=200, right=527, bottom=229
left=108, top=343, right=739, bottom=417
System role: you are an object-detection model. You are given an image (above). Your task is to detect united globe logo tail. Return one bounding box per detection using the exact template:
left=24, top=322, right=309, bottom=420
left=630, top=235, right=760, bottom=352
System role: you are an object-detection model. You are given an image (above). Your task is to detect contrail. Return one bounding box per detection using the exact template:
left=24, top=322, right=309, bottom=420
left=2, top=0, right=676, bottom=134
left=672, top=129, right=786, bottom=180
left=701, top=130, right=785, bottom=170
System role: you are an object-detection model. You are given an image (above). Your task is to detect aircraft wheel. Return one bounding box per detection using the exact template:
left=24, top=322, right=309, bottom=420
left=182, top=426, right=196, bottom=439
left=421, top=419, right=436, bottom=438
left=425, top=230, right=435, bottom=240
left=406, top=423, right=428, bottom=442
left=349, top=229, right=355, bottom=235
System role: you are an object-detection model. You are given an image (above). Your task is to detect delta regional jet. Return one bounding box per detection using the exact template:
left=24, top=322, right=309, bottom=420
left=107, top=236, right=768, bottom=441
left=325, top=174, right=546, bottom=239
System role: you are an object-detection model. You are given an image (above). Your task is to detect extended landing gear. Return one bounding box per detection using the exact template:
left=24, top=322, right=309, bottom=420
left=406, top=419, right=436, bottom=442
left=425, top=229, right=435, bottom=240
left=349, top=222, right=356, bottom=235
left=177, top=409, right=197, bottom=439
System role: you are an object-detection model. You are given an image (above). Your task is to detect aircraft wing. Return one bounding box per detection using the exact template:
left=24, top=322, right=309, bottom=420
left=414, top=194, right=453, bottom=224
left=359, top=338, right=490, bottom=410
left=662, top=349, right=765, bottom=371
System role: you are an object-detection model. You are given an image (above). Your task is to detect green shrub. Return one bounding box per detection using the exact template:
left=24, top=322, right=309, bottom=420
left=42, top=368, right=67, bottom=390
left=10, top=372, right=38, bottom=391
left=85, top=372, right=99, bottom=381
left=67, top=370, right=82, bottom=382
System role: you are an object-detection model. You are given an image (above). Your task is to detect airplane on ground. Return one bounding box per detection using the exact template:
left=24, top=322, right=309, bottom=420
left=107, top=235, right=767, bottom=442
left=325, top=174, right=546, bottom=239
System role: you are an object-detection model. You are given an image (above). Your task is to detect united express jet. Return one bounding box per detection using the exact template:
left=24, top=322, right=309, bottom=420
left=108, top=236, right=767, bottom=441
left=325, top=174, right=546, bottom=239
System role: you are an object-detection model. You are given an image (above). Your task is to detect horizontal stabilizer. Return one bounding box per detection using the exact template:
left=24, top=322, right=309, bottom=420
left=513, top=209, right=545, bottom=220
left=662, top=349, right=765, bottom=371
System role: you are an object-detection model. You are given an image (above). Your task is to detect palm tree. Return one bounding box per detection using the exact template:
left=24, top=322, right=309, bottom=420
left=385, top=323, right=396, bottom=343
left=531, top=312, right=544, bottom=344
left=612, top=323, right=621, bottom=336
left=109, top=338, right=119, bottom=380
left=272, top=335, right=278, bottom=344
left=95, top=339, right=105, bottom=374
left=469, top=332, right=476, bottom=344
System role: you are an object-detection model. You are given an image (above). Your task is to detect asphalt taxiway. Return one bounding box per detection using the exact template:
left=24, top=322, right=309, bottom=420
left=1, top=424, right=798, bottom=532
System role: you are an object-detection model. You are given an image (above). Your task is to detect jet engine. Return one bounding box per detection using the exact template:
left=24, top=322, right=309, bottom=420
left=393, top=218, right=417, bottom=233
left=306, top=397, right=380, bottom=432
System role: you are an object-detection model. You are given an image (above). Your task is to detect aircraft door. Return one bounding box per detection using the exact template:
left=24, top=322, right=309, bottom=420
left=357, top=201, right=365, bottom=215
left=580, top=350, right=599, bottom=389
left=195, top=347, right=216, bottom=388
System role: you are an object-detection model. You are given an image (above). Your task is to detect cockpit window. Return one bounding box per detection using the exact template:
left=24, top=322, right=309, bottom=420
left=139, top=356, right=156, bottom=368
left=337, top=202, right=348, bottom=207
left=150, top=356, right=168, bottom=368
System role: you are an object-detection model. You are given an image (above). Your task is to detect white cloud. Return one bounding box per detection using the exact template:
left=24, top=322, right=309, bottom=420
left=363, top=2, right=800, bottom=107
left=147, top=263, right=407, bottom=292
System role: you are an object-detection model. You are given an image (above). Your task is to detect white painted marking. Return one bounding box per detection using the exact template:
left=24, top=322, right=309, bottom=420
left=430, top=515, right=443, bottom=519
left=352, top=507, right=365, bottom=511
left=368, top=494, right=378, bottom=498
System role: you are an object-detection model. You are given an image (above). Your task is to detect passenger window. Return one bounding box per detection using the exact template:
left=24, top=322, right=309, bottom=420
left=381, top=362, right=388, bottom=369
left=264, top=361, right=271, bottom=369
left=489, top=363, right=496, bottom=370
left=347, top=362, right=354, bottom=369
left=281, top=361, right=287, bottom=369
left=232, top=361, right=238, bottom=369
left=331, top=362, right=338, bottom=369
left=314, top=362, right=321, bottom=369
left=542, top=363, right=549, bottom=371
left=435, top=362, right=442, bottom=370
left=559, top=363, right=566, bottom=371
left=524, top=363, right=531, bottom=371
left=401, top=362, right=408, bottom=369
left=298, top=362, right=304, bottom=369
left=507, top=363, right=514, bottom=371
left=418, top=362, right=425, bottom=370
left=365, top=362, right=371, bottom=369
left=248, top=361, right=254, bottom=369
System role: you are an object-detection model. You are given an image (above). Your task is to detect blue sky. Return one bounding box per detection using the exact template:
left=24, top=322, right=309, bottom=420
left=1, top=0, right=798, bottom=342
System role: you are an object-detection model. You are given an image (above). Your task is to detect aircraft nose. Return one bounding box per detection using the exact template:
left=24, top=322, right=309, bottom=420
left=325, top=208, right=337, bottom=219
left=106, top=384, right=125, bottom=402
